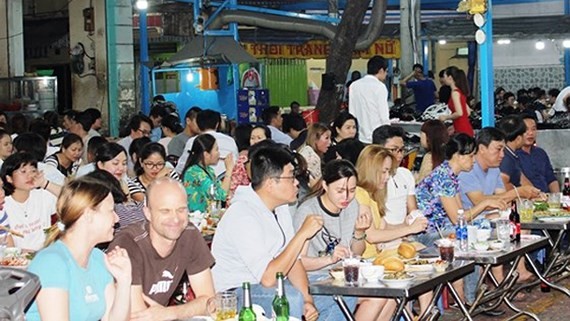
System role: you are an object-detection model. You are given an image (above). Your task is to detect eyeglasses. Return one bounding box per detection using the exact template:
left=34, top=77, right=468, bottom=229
left=272, top=175, right=296, bottom=181
left=387, top=146, right=405, bottom=154
left=137, top=128, right=151, bottom=136
left=143, top=162, right=165, bottom=169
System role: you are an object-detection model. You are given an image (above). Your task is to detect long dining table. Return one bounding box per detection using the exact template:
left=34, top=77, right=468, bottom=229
left=309, top=260, right=475, bottom=321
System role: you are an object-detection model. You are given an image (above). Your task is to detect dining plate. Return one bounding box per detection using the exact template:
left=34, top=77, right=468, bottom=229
left=521, top=234, right=542, bottom=240
left=537, top=217, right=570, bottom=223
left=474, top=249, right=502, bottom=254
left=404, top=258, right=437, bottom=272
left=381, top=274, right=416, bottom=288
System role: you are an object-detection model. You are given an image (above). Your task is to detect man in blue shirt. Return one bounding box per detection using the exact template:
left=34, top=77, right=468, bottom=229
left=516, top=115, right=560, bottom=193
left=399, top=64, right=437, bottom=113
left=497, top=115, right=537, bottom=190
left=458, top=127, right=540, bottom=309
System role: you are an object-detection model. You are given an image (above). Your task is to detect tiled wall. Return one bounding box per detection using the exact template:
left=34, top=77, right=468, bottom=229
left=494, top=65, right=566, bottom=92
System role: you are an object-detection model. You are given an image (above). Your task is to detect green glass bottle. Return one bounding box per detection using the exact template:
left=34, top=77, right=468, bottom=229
left=239, top=282, right=256, bottom=321
left=272, top=272, right=289, bottom=321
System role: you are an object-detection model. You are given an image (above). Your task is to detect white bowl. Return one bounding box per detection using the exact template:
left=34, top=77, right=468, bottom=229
left=3, top=247, right=21, bottom=257
left=361, top=265, right=384, bottom=282
left=489, top=240, right=504, bottom=250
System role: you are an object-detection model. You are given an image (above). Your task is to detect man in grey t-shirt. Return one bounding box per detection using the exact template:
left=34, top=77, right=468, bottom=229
left=167, top=106, right=201, bottom=158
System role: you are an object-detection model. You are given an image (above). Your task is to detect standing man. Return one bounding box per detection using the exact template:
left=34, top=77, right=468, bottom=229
left=109, top=177, right=215, bottom=320
left=349, top=55, right=390, bottom=143
left=212, top=144, right=340, bottom=321
left=516, top=115, right=560, bottom=193
left=399, top=64, right=437, bottom=114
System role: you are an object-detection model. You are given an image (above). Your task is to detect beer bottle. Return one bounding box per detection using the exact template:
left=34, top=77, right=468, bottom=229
left=272, top=272, right=289, bottom=321
left=563, top=177, right=570, bottom=197
left=239, top=282, right=256, bottom=321
left=510, top=201, right=521, bottom=243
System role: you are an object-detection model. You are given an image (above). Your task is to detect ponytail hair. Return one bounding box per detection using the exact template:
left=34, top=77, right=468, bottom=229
left=44, top=176, right=111, bottom=246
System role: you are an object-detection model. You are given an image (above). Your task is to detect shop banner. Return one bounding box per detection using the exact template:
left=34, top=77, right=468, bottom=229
left=243, top=39, right=400, bottom=59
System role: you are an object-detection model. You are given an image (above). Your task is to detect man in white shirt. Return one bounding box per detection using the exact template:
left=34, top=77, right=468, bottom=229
left=349, top=55, right=390, bottom=143
left=175, top=110, right=238, bottom=176
left=553, top=86, right=570, bottom=112
left=372, top=125, right=426, bottom=237
left=117, top=114, right=153, bottom=172
left=261, top=106, right=293, bottom=145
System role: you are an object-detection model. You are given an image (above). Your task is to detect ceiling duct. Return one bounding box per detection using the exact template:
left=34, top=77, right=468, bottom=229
left=208, top=0, right=387, bottom=51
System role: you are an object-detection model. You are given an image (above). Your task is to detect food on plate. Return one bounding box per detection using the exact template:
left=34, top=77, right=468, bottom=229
left=0, top=256, right=29, bottom=267
left=433, top=260, right=449, bottom=272
left=406, top=259, right=433, bottom=265
left=379, top=257, right=405, bottom=272
left=398, top=242, right=417, bottom=259
left=383, top=271, right=413, bottom=280
left=329, top=267, right=344, bottom=280
left=533, top=201, right=548, bottom=212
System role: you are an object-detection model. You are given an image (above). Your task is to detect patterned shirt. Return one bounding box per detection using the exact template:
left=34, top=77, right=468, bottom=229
left=228, top=152, right=250, bottom=203
left=183, top=165, right=227, bottom=212
left=416, top=161, right=459, bottom=232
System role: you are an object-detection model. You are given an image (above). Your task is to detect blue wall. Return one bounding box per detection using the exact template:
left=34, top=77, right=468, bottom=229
left=152, top=65, right=238, bottom=122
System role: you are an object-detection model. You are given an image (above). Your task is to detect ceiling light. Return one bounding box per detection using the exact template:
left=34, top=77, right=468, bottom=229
left=438, top=39, right=447, bottom=45
left=186, top=72, right=194, bottom=82
left=135, top=0, right=148, bottom=10
left=535, top=41, right=545, bottom=50
left=563, top=40, right=570, bottom=48
left=497, top=39, right=511, bottom=45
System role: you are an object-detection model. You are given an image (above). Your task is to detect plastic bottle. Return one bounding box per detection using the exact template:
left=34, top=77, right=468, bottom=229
left=456, top=209, right=468, bottom=251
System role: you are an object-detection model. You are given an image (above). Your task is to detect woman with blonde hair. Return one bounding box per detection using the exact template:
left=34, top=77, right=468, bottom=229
left=26, top=177, right=132, bottom=321
left=298, top=122, right=331, bottom=186
left=355, top=146, right=428, bottom=258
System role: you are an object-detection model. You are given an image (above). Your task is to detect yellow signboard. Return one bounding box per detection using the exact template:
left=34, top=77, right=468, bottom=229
left=243, top=39, right=401, bottom=59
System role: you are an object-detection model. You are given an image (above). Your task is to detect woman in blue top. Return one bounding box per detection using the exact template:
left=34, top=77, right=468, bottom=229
left=26, top=176, right=132, bottom=321
left=416, top=133, right=505, bottom=242
left=182, top=134, right=234, bottom=212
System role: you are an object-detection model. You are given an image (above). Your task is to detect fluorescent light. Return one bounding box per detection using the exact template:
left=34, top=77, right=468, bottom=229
left=135, top=0, right=148, bottom=10
left=438, top=39, right=447, bottom=45
left=186, top=72, right=194, bottom=82
left=563, top=40, right=570, bottom=49
left=497, top=39, right=511, bottom=45
left=535, top=41, right=545, bottom=50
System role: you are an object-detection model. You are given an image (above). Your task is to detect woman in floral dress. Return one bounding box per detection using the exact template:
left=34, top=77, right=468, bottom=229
left=182, top=134, right=234, bottom=212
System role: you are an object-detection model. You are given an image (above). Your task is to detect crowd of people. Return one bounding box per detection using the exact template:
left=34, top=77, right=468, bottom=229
left=0, top=55, right=563, bottom=321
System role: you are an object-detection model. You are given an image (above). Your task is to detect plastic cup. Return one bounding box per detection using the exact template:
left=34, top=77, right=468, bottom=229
left=517, top=199, right=534, bottom=223
left=439, top=245, right=455, bottom=263
left=548, top=193, right=562, bottom=210
left=342, top=257, right=360, bottom=286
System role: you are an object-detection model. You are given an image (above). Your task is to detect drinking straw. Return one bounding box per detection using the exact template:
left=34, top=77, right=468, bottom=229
left=513, top=186, right=522, bottom=204
left=434, top=222, right=445, bottom=240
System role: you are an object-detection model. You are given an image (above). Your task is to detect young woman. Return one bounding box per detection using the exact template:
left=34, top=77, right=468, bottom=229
left=298, top=123, right=332, bottom=186
left=417, top=120, right=449, bottom=181
left=25, top=177, right=131, bottom=321
left=294, top=159, right=390, bottom=321
left=128, top=142, right=179, bottom=202
left=96, top=142, right=129, bottom=189
left=0, top=129, right=13, bottom=168
left=158, top=114, right=183, bottom=154
left=416, top=134, right=505, bottom=244
left=45, top=133, right=84, bottom=177
left=324, top=113, right=358, bottom=163
left=182, top=133, right=234, bottom=212
left=355, top=146, right=426, bottom=259
left=415, top=134, right=505, bottom=303
left=228, top=125, right=271, bottom=200
left=439, top=66, right=474, bottom=136
left=1, top=152, right=60, bottom=251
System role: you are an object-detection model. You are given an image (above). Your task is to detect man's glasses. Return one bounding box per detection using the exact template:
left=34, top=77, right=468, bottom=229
left=387, top=146, right=405, bottom=154
left=137, top=128, right=151, bottom=136
left=143, top=162, right=165, bottom=169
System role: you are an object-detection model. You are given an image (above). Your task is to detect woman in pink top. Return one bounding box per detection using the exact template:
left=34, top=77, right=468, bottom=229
left=439, top=66, right=474, bottom=137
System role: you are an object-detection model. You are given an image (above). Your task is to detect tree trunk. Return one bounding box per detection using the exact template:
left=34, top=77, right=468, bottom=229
left=315, top=0, right=377, bottom=124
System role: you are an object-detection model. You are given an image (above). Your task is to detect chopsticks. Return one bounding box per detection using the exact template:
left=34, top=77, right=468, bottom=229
left=0, top=225, right=23, bottom=238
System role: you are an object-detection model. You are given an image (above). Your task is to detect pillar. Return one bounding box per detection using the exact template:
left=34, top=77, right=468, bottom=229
left=0, top=0, right=24, bottom=77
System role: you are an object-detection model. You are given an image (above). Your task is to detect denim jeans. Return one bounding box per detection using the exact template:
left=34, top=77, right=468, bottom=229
left=234, top=275, right=355, bottom=321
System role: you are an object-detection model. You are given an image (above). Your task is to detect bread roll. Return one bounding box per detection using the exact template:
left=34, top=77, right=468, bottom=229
left=382, top=257, right=405, bottom=272
left=398, top=242, right=417, bottom=259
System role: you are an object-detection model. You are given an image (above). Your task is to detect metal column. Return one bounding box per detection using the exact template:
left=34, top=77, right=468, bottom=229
left=479, top=0, right=494, bottom=127
left=139, top=6, right=150, bottom=115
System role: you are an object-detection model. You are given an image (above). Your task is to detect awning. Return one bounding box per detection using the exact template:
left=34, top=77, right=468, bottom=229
left=165, top=35, right=258, bottom=66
